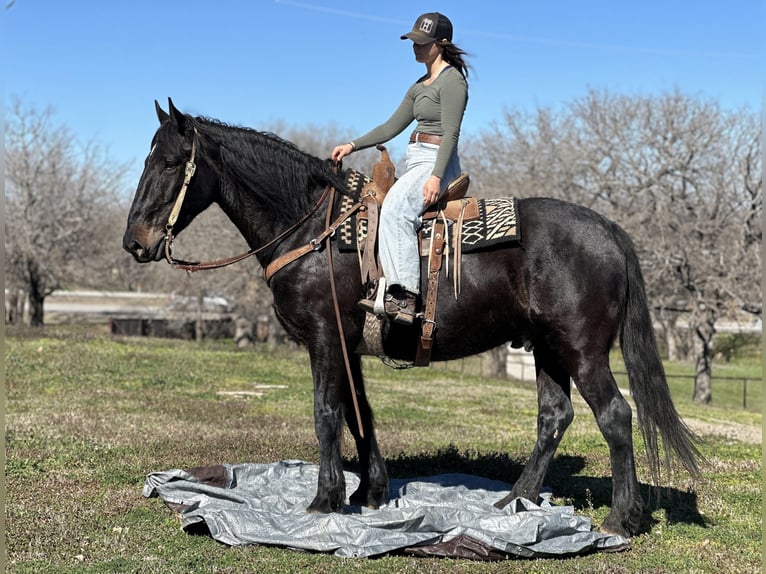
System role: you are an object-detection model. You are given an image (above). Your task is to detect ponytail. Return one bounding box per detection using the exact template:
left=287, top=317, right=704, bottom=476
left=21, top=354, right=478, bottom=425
left=438, top=40, right=471, bottom=84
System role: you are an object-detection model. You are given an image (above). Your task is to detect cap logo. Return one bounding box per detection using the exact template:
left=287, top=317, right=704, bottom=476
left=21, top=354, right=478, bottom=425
left=419, top=18, right=434, bottom=34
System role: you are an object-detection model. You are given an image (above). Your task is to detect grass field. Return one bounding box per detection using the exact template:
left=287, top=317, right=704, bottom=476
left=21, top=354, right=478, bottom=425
left=5, top=326, right=762, bottom=573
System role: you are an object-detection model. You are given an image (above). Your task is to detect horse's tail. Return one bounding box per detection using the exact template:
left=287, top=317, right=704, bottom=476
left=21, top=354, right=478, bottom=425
left=618, top=227, right=703, bottom=483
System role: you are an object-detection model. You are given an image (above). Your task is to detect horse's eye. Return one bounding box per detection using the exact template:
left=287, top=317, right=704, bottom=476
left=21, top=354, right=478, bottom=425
left=164, top=160, right=178, bottom=171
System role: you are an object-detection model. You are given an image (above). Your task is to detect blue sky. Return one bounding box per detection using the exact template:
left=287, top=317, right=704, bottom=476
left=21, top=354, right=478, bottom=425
left=4, top=1, right=762, bottom=186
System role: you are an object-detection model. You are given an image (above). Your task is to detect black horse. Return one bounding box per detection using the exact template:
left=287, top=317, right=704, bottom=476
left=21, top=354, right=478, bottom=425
left=123, top=100, right=701, bottom=538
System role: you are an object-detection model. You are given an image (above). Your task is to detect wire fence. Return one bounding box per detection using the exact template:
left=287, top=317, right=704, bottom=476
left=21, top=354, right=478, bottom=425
left=610, top=372, right=760, bottom=410
left=438, top=356, right=760, bottom=411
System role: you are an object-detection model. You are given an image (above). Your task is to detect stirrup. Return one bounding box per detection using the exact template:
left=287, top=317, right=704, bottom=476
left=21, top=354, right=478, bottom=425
left=358, top=278, right=387, bottom=316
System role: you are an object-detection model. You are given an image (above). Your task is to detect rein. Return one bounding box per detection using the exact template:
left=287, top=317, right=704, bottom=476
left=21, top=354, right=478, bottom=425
left=162, top=128, right=338, bottom=273
left=323, top=185, right=365, bottom=439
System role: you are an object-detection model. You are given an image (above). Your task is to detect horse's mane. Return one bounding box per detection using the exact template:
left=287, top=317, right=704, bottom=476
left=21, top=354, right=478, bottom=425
left=190, top=116, right=346, bottom=224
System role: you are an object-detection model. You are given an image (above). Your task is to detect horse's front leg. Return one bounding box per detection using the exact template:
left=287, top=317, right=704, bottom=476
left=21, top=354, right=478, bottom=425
left=306, top=347, right=347, bottom=514
left=342, top=353, right=389, bottom=509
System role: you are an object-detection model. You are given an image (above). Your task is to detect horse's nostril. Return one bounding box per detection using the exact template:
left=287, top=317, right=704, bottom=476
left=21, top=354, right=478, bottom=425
left=125, top=239, right=145, bottom=258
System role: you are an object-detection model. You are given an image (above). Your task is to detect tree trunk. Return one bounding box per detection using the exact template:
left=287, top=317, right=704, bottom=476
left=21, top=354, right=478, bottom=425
left=27, top=276, right=46, bottom=327
left=656, top=308, right=680, bottom=361
left=195, top=291, right=205, bottom=342
left=486, top=345, right=509, bottom=380
left=6, top=290, right=18, bottom=324
left=666, top=328, right=679, bottom=362
left=691, top=310, right=716, bottom=404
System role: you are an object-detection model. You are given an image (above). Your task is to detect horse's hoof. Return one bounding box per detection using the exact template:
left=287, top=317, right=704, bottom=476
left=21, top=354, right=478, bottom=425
left=600, top=496, right=643, bottom=538
left=350, top=496, right=380, bottom=510
left=600, top=515, right=637, bottom=539
left=598, top=525, right=630, bottom=538
left=349, top=487, right=386, bottom=509
left=306, top=494, right=342, bottom=514
left=306, top=503, right=329, bottom=515
left=493, top=494, right=513, bottom=509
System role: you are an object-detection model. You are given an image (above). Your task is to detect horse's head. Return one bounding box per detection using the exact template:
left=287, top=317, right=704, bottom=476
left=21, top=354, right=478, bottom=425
left=123, top=99, right=217, bottom=263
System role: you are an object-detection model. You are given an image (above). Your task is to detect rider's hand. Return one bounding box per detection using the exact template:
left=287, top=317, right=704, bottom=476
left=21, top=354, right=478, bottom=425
left=423, top=175, right=442, bottom=206
left=331, top=143, right=355, bottom=162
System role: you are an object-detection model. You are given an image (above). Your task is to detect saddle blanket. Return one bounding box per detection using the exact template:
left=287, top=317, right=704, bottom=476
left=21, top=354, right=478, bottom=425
left=420, top=197, right=520, bottom=250
left=337, top=170, right=520, bottom=253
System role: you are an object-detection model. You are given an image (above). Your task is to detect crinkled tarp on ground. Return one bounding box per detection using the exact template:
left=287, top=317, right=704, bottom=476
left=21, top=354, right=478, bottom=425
left=143, top=460, right=629, bottom=560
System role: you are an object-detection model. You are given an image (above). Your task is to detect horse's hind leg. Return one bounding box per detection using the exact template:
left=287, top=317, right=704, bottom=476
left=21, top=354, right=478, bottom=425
left=495, top=346, right=574, bottom=508
left=574, top=358, right=643, bottom=537
left=342, top=356, right=389, bottom=509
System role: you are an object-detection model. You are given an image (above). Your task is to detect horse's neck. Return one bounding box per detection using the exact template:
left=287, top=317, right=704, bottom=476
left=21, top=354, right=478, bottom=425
left=216, top=193, right=287, bottom=254
left=214, top=163, right=327, bottom=262
left=199, top=129, right=334, bottom=261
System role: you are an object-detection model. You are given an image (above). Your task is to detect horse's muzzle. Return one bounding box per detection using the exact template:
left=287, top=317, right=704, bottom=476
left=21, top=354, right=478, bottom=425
left=123, top=225, right=165, bottom=263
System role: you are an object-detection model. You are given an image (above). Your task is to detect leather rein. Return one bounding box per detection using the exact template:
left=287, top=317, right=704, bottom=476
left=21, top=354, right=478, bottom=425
left=162, top=129, right=363, bottom=277
left=161, top=130, right=367, bottom=438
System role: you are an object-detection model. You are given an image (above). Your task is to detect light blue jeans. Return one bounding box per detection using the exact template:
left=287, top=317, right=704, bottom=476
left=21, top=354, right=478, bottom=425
left=378, top=142, right=461, bottom=294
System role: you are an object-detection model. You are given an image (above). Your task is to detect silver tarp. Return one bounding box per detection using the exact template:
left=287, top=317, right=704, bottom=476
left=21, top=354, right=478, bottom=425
left=142, top=460, right=629, bottom=560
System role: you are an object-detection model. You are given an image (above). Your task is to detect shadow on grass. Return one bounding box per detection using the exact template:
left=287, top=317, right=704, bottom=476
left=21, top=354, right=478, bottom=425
left=344, top=445, right=705, bottom=535
left=551, top=473, right=707, bottom=534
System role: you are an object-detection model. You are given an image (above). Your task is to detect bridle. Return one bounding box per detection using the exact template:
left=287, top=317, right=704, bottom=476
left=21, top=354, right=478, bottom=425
left=163, top=131, right=198, bottom=265
left=162, top=128, right=344, bottom=274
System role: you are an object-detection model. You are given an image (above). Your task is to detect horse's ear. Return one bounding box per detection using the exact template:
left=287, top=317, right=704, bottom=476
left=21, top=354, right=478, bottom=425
left=155, top=100, right=169, bottom=124
left=167, top=98, right=186, bottom=132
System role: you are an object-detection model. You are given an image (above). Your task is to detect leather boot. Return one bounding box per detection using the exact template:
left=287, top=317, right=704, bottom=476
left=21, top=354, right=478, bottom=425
left=384, top=287, right=419, bottom=326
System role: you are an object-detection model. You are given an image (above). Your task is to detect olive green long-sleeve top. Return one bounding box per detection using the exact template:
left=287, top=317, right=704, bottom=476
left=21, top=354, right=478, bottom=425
left=351, top=66, right=467, bottom=179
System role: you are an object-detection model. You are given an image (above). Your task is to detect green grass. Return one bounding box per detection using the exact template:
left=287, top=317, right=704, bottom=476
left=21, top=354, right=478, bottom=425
left=5, top=326, right=762, bottom=573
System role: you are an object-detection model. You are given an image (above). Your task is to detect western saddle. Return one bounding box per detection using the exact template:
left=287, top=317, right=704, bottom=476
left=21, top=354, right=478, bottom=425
left=359, top=146, right=478, bottom=366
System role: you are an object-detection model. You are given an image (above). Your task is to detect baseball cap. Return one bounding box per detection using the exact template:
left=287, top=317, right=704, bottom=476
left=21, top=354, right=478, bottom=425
left=400, top=12, right=453, bottom=44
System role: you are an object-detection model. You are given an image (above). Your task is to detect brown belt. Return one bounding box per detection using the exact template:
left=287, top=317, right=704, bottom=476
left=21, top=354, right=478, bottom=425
left=409, top=131, right=442, bottom=145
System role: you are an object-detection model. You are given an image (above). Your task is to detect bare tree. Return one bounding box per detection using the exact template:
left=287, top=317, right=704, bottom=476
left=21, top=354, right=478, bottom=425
left=569, top=91, right=761, bottom=403
left=466, top=90, right=762, bottom=401
left=5, top=99, right=130, bottom=325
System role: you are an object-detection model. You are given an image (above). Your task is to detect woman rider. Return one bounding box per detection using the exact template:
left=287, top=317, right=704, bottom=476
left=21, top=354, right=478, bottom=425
left=331, top=12, right=470, bottom=325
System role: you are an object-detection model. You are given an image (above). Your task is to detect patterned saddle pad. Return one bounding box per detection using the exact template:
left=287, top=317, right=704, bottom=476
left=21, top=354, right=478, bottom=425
left=337, top=170, right=521, bottom=253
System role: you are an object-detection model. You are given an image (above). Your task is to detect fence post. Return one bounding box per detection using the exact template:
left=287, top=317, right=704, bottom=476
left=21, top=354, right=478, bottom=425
left=742, top=378, right=747, bottom=410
